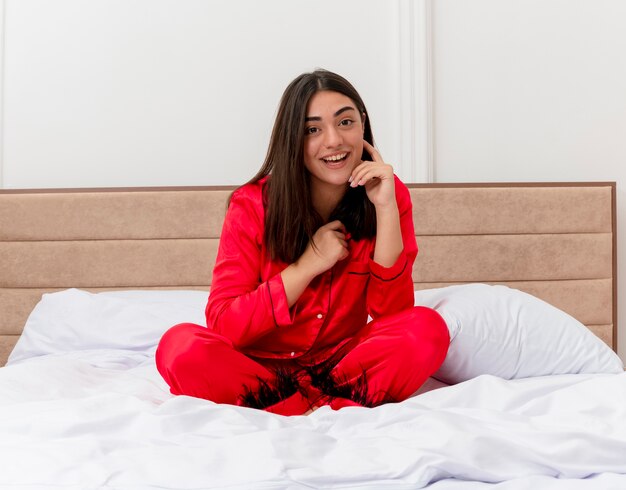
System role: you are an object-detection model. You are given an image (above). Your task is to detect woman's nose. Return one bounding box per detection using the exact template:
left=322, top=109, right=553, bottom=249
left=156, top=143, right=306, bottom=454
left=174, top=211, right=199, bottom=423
left=323, top=126, right=342, bottom=148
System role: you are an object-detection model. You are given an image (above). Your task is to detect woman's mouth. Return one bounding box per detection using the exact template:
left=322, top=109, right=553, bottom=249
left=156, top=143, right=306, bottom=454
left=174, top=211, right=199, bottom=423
left=321, top=152, right=349, bottom=167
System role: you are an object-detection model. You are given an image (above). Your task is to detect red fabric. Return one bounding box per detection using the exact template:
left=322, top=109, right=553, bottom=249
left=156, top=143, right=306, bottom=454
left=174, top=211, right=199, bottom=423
left=204, top=174, right=417, bottom=364
left=156, top=306, right=449, bottom=416
left=155, top=175, right=450, bottom=415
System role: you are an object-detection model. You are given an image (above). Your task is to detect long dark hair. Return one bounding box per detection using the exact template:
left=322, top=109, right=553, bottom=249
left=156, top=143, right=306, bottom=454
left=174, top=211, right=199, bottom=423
left=242, top=69, right=377, bottom=263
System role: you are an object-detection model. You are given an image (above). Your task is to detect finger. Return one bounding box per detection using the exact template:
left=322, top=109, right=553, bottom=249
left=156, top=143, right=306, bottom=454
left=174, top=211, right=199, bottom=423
left=348, top=162, right=367, bottom=183
left=363, top=140, right=383, bottom=163
left=351, top=160, right=375, bottom=173
left=354, top=160, right=394, bottom=183
left=350, top=166, right=383, bottom=187
left=333, top=232, right=346, bottom=243
left=349, top=161, right=377, bottom=185
left=325, top=220, right=344, bottom=231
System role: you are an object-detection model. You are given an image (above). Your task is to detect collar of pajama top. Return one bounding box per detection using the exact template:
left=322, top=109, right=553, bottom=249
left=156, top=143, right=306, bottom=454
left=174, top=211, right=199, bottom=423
left=205, top=175, right=418, bottom=365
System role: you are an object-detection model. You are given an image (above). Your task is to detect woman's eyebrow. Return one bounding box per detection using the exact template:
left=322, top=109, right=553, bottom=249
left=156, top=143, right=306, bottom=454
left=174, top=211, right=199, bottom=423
left=305, top=106, right=356, bottom=122
left=334, top=106, right=356, bottom=117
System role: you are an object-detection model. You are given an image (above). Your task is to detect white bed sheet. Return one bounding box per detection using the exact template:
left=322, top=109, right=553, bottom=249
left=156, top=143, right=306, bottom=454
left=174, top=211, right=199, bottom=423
left=1, top=350, right=625, bottom=489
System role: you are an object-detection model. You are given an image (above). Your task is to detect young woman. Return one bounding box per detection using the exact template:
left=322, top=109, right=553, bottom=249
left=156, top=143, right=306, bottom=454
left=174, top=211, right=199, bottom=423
left=156, top=69, right=450, bottom=416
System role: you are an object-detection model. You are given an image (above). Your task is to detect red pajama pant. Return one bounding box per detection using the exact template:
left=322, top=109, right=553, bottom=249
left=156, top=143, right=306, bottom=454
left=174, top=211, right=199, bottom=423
left=156, top=305, right=449, bottom=416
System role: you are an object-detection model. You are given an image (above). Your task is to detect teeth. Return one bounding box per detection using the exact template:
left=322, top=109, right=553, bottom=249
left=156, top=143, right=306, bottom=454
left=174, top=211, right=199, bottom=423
left=323, top=153, right=347, bottom=162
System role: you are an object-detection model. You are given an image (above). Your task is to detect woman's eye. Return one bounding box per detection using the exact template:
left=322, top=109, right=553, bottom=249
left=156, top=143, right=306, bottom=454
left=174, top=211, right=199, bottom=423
left=306, top=127, right=318, bottom=135
left=340, top=119, right=354, bottom=127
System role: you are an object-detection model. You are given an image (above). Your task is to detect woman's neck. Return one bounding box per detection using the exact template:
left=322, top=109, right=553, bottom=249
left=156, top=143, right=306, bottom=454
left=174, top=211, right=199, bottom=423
left=311, top=182, right=347, bottom=222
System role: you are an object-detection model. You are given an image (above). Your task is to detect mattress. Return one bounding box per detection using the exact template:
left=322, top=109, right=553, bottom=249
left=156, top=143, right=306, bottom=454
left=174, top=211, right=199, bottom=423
left=0, top=288, right=624, bottom=489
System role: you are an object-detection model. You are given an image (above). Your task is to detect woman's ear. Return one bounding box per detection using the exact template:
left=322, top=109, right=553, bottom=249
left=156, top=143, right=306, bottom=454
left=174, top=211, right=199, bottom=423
left=361, top=112, right=367, bottom=133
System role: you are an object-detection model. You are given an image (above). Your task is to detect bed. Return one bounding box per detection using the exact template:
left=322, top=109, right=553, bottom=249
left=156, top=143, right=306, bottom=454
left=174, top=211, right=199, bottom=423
left=0, top=182, right=624, bottom=489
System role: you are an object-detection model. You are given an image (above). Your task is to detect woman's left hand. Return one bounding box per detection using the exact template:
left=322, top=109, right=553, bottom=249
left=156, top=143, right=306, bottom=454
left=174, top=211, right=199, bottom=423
left=349, top=140, right=396, bottom=208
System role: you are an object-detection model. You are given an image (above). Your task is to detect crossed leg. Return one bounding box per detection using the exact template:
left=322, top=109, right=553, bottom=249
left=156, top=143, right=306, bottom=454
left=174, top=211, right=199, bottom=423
left=155, top=306, right=449, bottom=416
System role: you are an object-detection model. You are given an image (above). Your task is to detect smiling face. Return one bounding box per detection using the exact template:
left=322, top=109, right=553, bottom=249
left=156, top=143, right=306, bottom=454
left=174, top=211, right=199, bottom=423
left=303, top=90, right=365, bottom=194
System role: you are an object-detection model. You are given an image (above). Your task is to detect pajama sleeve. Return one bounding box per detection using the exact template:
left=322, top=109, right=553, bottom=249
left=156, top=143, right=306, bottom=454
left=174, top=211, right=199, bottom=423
left=205, top=187, right=294, bottom=349
left=366, top=176, right=417, bottom=319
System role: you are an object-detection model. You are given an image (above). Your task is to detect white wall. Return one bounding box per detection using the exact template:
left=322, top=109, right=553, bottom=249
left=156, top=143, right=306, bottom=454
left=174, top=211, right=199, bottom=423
left=432, top=0, right=626, bottom=361
left=0, top=0, right=430, bottom=188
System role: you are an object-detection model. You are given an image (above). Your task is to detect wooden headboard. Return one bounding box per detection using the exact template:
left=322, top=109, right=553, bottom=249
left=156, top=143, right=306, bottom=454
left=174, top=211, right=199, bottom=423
left=0, top=182, right=617, bottom=366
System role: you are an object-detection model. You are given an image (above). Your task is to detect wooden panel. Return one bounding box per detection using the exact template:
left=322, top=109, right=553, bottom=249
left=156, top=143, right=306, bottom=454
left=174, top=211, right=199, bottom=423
left=3, top=185, right=611, bottom=240
left=0, top=289, right=44, bottom=335
left=410, top=186, right=612, bottom=235
left=413, top=279, right=612, bottom=326
left=0, top=239, right=219, bottom=288
left=588, top=324, right=613, bottom=348
left=0, top=278, right=611, bottom=338
left=0, top=190, right=231, bottom=240
left=0, top=183, right=617, bottom=360
left=0, top=335, right=18, bottom=367
left=413, top=233, right=612, bottom=283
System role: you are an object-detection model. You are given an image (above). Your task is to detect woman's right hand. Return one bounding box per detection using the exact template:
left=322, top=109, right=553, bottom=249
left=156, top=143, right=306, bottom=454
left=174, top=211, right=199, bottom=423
left=299, top=220, right=349, bottom=275
left=281, top=221, right=349, bottom=308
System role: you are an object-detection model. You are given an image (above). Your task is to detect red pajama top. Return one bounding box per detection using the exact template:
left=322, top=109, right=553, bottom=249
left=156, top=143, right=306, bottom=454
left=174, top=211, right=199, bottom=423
left=206, top=174, right=417, bottom=364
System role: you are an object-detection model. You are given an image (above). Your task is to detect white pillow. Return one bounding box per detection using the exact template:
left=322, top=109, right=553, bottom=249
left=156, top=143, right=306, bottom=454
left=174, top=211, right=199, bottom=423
left=413, top=283, right=624, bottom=384
left=11, top=285, right=624, bottom=382
left=8, top=288, right=208, bottom=365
